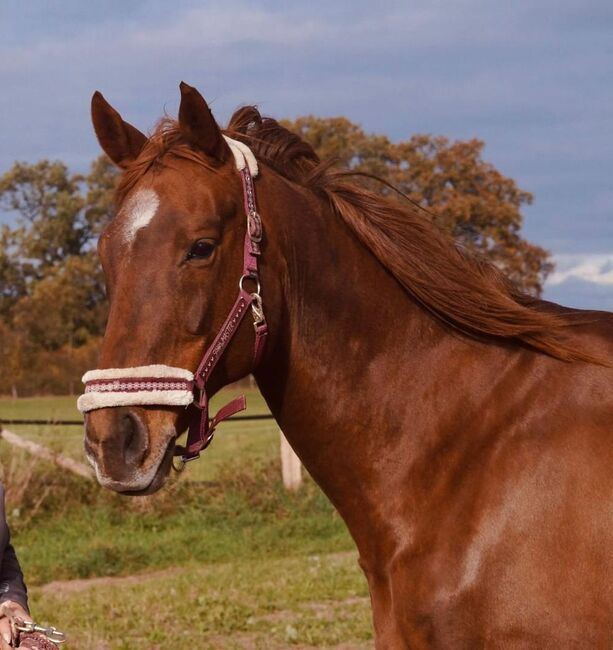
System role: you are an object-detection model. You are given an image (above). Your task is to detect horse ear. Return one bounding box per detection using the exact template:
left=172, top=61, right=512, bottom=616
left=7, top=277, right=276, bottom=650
left=178, top=82, right=229, bottom=161
left=91, top=92, right=147, bottom=169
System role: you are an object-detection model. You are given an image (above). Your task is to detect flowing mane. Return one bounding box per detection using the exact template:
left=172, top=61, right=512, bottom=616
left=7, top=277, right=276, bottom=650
left=117, top=107, right=597, bottom=362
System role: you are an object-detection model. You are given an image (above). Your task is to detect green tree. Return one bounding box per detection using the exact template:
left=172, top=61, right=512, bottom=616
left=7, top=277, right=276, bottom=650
left=283, top=117, right=551, bottom=295
left=0, top=161, right=88, bottom=271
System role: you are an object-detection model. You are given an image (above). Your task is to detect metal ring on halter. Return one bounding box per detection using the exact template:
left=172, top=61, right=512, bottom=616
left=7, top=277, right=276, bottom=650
left=239, top=273, right=261, bottom=295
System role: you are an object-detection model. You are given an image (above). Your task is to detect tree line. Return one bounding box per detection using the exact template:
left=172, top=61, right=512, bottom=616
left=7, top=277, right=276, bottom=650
left=0, top=116, right=551, bottom=396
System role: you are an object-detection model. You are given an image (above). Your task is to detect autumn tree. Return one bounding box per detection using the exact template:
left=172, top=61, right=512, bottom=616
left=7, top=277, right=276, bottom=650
left=0, top=157, right=116, bottom=394
left=283, top=117, right=551, bottom=295
left=0, top=116, right=552, bottom=394
left=0, top=320, right=25, bottom=398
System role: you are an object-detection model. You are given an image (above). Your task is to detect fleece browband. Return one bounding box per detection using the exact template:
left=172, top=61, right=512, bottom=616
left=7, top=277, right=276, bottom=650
left=77, top=135, right=262, bottom=420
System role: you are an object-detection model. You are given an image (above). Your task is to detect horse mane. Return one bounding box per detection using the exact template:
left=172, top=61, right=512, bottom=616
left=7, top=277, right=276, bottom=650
left=117, top=108, right=599, bottom=363
left=225, top=107, right=603, bottom=362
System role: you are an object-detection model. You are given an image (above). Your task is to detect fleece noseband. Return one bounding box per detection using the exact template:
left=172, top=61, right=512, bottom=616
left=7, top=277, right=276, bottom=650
left=77, top=136, right=268, bottom=463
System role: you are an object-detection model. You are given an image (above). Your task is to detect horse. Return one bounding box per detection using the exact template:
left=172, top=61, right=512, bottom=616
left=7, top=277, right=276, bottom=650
left=83, top=82, right=613, bottom=648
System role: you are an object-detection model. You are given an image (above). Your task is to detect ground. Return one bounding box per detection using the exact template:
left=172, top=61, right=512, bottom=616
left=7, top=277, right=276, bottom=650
left=0, top=392, right=373, bottom=648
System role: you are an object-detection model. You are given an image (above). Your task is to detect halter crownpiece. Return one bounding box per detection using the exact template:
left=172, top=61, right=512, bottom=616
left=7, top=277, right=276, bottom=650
left=78, top=136, right=268, bottom=463
left=222, top=135, right=258, bottom=176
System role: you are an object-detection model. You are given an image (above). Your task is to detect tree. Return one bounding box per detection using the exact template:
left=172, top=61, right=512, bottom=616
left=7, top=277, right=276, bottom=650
left=0, top=320, right=26, bottom=397
left=283, top=117, right=551, bottom=295
left=84, top=155, right=119, bottom=238
left=0, top=161, right=88, bottom=272
left=0, top=116, right=552, bottom=394
left=0, top=157, right=116, bottom=395
left=11, top=254, right=106, bottom=350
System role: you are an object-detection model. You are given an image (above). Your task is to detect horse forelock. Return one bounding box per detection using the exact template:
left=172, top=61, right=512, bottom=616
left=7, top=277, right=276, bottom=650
left=115, top=118, right=217, bottom=206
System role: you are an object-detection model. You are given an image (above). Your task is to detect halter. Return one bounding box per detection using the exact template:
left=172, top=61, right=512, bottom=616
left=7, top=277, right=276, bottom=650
left=77, top=136, right=268, bottom=464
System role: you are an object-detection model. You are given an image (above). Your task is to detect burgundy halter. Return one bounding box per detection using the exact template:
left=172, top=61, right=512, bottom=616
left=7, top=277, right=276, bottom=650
left=78, top=152, right=268, bottom=465
left=174, top=166, right=268, bottom=463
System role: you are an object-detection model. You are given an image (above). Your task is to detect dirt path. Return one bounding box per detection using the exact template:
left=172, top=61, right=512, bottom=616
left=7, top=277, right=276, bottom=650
left=201, top=636, right=372, bottom=650
left=35, top=550, right=358, bottom=595
left=33, top=552, right=372, bottom=649
left=36, top=565, right=183, bottom=595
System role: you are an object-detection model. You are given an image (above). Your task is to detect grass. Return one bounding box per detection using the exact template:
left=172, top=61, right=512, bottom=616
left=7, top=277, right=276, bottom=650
left=31, top=553, right=372, bottom=649
left=15, top=465, right=353, bottom=585
left=0, top=393, right=373, bottom=648
left=0, top=389, right=279, bottom=482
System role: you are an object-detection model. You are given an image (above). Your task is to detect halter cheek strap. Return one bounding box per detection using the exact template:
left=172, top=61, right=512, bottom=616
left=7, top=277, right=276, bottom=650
left=78, top=136, right=268, bottom=464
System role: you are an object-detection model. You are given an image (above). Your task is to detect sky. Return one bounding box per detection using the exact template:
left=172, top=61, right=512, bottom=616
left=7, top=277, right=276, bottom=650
left=0, top=0, right=611, bottom=308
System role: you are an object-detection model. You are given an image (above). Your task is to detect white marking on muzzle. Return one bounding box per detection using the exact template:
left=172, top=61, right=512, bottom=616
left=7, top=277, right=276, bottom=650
left=122, top=188, right=160, bottom=243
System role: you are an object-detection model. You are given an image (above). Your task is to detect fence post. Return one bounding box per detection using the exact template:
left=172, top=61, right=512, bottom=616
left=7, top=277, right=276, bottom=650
left=280, top=430, right=302, bottom=491
left=0, top=427, right=94, bottom=480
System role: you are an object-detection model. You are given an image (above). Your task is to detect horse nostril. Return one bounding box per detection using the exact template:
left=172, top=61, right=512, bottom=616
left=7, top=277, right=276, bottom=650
left=119, top=411, right=148, bottom=465
left=121, top=413, right=135, bottom=449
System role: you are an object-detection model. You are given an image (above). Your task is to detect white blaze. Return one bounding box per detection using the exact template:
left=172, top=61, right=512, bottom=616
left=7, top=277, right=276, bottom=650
left=122, top=188, right=160, bottom=243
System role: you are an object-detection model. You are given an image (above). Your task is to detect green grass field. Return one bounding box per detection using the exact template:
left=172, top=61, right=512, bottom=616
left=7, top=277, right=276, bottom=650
left=0, top=393, right=372, bottom=649
left=0, top=389, right=278, bottom=482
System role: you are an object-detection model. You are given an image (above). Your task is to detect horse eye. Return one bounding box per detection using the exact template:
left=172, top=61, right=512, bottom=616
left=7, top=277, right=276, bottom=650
left=187, top=239, right=216, bottom=261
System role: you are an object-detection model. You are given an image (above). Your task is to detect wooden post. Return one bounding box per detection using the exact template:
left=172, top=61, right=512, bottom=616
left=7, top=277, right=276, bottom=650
left=279, top=430, right=302, bottom=491
left=0, top=427, right=94, bottom=481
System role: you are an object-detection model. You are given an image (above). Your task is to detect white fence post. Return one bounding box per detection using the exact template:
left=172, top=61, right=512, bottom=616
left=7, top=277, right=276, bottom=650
left=280, top=430, right=302, bottom=491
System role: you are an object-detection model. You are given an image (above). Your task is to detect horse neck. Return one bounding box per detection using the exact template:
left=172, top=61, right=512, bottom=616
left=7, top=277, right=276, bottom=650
left=254, top=171, right=459, bottom=550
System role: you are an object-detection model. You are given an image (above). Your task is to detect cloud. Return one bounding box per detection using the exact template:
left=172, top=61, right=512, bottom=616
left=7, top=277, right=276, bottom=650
left=547, top=253, right=613, bottom=286
left=543, top=253, right=613, bottom=311
left=0, top=0, right=611, bottom=261
left=131, top=5, right=326, bottom=49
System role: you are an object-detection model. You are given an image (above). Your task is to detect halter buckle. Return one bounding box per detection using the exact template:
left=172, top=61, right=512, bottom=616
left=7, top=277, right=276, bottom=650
left=250, top=293, right=265, bottom=326
left=248, top=210, right=263, bottom=242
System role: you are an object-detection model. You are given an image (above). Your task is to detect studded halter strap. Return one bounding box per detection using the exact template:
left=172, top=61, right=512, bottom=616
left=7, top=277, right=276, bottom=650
left=77, top=137, right=268, bottom=464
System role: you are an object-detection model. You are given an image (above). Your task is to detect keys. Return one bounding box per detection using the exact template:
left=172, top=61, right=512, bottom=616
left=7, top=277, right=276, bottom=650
left=15, top=619, right=66, bottom=644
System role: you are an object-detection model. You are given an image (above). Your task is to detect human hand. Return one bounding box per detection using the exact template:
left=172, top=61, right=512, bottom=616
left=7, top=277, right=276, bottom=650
left=0, top=599, right=31, bottom=648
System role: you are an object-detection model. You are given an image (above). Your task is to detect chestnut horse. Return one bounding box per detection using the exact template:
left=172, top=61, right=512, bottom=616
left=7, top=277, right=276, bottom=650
left=84, top=83, right=613, bottom=648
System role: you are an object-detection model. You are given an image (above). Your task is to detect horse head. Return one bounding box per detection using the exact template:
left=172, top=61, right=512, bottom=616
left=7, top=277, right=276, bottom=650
left=83, top=83, right=281, bottom=494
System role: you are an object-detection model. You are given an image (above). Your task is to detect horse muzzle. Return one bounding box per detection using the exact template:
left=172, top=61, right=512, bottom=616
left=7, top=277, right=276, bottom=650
left=83, top=403, right=179, bottom=494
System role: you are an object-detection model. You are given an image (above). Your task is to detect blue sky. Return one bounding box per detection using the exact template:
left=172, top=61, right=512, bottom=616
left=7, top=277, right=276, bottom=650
left=0, top=1, right=611, bottom=307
